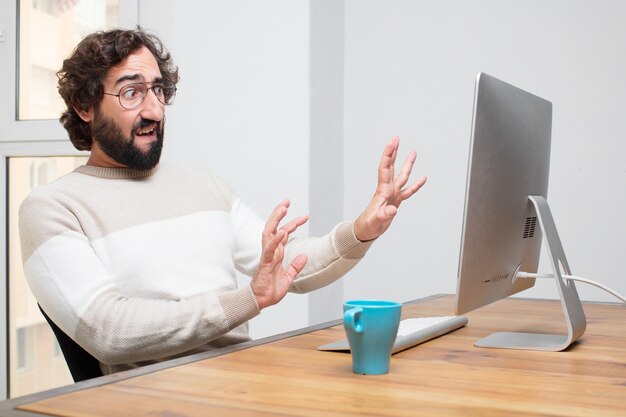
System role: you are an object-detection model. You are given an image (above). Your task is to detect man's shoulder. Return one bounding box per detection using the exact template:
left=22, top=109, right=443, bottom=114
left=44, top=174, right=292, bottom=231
left=23, top=169, right=84, bottom=202
left=154, top=163, right=234, bottom=212
left=158, top=162, right=216, bottom=181
left=158, top=163, right=232, bottom=194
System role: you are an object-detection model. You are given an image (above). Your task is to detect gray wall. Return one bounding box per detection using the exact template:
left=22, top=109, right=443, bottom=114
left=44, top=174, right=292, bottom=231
left=141, top=0, right=626, bottom=338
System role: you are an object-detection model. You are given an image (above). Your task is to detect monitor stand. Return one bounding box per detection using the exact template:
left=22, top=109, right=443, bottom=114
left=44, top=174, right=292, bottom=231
left=474, top=195, right=587, bottom=351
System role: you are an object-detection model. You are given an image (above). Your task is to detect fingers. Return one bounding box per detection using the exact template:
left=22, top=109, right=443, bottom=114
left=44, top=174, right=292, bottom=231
left=280, top=215, right=309, bottom=237
left=394, top=149, right=417, bottom=189
left=389, top=139, right=398, bottom=181
left=400, top=175, right=428, bottom=200
left=380, top=136, right=419, bottom=186
left=261, top=229, right=286, bottom=263
left=378, top=137, right=426, bottom=202
left=254, top=202, right=308, bottom=310
left=278, top=215, right=308, bottom=247
left=378, top=137, right=399, bottom=184
left=265, top=200, right=309, bottom=236
left=264, top=199, right=290, bottom=235
left=262, top=200, right=308, bottom=259
left=378, top=205, right=397, bottom=221
left=285, top=254, right=308, bottom=279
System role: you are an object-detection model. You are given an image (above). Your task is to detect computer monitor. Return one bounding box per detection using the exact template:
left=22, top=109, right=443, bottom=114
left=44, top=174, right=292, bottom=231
left=455, top=73, right=586, bottom=351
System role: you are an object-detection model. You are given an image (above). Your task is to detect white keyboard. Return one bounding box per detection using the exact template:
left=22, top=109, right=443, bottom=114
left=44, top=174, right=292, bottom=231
left=318, top=315, right=468, bottom=354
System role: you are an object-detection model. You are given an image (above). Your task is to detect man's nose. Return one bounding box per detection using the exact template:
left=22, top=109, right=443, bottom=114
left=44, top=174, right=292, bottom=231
left=140, top=88, right=164, bottom=120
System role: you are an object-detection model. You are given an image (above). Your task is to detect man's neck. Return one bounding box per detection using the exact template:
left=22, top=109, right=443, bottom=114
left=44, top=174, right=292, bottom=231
left=75, top=164, right=160, bottom=179
left=87, top=142, right=128, bottom=168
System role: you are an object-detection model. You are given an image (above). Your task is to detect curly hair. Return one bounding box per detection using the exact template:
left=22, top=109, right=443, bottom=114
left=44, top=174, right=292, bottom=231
left=57, top=27, right=179, bottom=150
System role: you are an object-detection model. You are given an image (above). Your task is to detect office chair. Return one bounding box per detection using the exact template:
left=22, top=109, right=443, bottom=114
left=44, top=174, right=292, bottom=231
left=38, top=305, right=103, bottom=382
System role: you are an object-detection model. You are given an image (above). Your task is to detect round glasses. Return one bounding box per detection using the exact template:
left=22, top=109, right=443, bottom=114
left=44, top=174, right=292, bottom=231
left=104, top=82, right=177, bottom=110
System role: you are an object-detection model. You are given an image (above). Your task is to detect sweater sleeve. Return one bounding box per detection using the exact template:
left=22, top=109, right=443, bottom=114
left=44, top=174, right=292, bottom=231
left=19, top=193, right=260, bottom=366
left=222, top=189, right=374, bottom=293
left=285, top=220, right=374, bottom=293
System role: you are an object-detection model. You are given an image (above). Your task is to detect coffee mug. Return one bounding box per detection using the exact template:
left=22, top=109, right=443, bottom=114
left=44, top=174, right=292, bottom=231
left=343, top=300, right=402, bottom=375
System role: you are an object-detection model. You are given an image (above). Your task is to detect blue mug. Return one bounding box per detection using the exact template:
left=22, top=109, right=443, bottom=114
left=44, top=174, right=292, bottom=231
left=343, top=300, right=402, bottom=375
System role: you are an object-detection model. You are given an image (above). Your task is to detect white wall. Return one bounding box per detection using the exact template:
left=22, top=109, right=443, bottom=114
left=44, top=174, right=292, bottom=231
left=343, top=0, right=626, bottom=304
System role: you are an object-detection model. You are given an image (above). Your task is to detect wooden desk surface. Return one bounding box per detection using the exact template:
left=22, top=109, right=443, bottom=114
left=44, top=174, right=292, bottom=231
left=2, top=295, right=625, bottom=417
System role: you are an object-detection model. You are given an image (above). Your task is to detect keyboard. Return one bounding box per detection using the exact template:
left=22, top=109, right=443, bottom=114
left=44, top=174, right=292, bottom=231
left=317, top=316, right=468, bottom=354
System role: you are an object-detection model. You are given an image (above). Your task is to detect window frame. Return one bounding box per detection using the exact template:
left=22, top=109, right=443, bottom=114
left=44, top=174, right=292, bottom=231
left=1, top=141, right=88, bottom=399
left=0, top=0, right=139, bottom=141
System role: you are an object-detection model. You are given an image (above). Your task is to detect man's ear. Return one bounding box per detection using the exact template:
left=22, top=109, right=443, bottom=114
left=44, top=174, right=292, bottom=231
left=73, top=105, right=94, bottom=123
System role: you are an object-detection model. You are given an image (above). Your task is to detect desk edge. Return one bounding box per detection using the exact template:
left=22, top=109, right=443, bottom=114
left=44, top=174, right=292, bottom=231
left=0, top=294, right=449, bottom=415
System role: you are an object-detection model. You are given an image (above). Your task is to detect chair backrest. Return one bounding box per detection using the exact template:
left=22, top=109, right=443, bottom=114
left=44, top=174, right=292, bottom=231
left=38, top=305, right=103, bottom=382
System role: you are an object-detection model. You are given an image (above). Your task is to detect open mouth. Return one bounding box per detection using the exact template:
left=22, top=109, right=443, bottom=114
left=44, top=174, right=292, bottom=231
left=134, top=122, right=158, bottom=138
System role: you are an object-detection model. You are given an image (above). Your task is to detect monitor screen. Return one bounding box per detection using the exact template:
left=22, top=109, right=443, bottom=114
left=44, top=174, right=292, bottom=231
left=454, top=73, right=586, bottom=351
left=456, top=72, right=552, bottom=315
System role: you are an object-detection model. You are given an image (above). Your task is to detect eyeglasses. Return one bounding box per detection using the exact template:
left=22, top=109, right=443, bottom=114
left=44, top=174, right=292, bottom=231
left=104, top=82, right=177, bottom=110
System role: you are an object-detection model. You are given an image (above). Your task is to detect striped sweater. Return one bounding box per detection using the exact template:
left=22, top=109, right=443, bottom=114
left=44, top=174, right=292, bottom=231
left=19, top=163, right=372, bottom=374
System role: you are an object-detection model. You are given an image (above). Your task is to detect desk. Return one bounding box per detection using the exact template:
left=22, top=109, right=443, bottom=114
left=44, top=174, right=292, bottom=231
left=2, top=295, right=625, bottom=416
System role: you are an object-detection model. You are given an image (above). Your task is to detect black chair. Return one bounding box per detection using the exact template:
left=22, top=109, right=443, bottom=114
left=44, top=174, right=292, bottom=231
left=38, top=305, right=103, bottom=382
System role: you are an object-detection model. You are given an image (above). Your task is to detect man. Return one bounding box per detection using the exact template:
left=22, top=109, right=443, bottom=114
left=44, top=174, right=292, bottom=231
left=19, top=28, right=427, bottom=375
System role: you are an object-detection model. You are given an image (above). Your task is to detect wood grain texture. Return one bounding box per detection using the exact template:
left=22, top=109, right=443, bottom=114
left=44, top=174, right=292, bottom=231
left=13, top=296, right=626, bottom=417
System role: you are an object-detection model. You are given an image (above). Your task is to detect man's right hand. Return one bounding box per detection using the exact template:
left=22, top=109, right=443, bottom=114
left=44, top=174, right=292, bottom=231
left=251, top=199, right=308, bottom=310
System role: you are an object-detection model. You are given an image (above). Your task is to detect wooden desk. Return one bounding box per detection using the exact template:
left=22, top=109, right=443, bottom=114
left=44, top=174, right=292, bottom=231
left=2, top=295, right=625, bottom=416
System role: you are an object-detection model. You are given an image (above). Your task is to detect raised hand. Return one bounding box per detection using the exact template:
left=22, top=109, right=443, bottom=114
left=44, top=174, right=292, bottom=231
left=251, top=199, right=309, bottom=310
left=354, top=136, right=427, bottom=242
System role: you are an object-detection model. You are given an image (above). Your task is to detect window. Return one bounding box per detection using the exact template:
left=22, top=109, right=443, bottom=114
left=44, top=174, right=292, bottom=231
left=1, top=0, right=138, bottom=400
left=8, top=156, right=88, bottom=398
left=18, top=0, right=120, bottom=120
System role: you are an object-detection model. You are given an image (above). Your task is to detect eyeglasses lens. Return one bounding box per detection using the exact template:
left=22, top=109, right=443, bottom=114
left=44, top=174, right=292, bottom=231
left=118, top=83, right=176, bottom=110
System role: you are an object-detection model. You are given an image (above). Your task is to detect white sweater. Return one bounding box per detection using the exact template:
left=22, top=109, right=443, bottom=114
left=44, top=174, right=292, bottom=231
left=19, top=163, right=372, bottom=374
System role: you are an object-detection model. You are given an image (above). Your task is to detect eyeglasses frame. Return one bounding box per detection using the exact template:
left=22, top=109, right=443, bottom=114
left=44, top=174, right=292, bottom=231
left=103, top=81, right=177, bottom=110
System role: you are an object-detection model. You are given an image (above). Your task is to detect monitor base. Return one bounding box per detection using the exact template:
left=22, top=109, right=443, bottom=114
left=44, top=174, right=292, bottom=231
left=473, top=195, right=587, bottom=352
left=475, top=332, right=573, bottom=351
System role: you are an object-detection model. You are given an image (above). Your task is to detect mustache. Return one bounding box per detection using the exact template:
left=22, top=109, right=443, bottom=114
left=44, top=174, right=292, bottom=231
left=133, top=118, right=161, bottom=131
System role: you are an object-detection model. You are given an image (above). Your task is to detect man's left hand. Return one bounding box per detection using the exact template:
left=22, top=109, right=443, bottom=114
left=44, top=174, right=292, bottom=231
left=354, top=136, right=427, bottom=242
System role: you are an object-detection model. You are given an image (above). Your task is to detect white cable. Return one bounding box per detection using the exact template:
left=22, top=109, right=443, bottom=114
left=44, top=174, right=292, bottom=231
left=517, top=272, right=626, bottom=303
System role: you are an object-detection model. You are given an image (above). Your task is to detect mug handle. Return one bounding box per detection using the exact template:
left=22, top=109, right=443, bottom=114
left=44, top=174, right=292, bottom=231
left=344, top=307, right=364, bottom=333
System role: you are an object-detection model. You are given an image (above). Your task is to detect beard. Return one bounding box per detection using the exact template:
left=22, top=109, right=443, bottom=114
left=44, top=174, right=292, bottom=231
left=91, top=110, right=164, bottom=170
